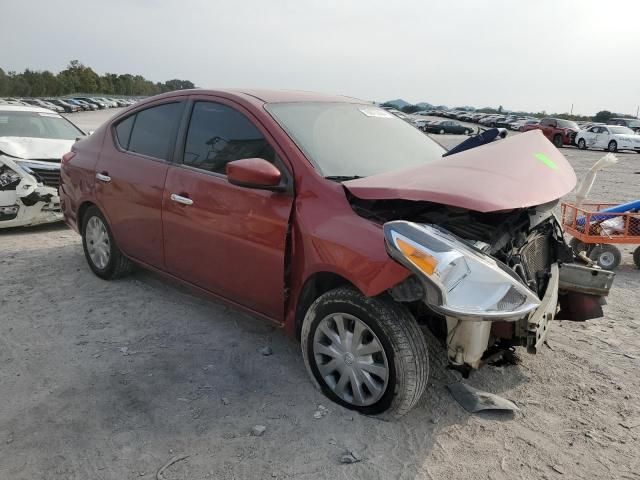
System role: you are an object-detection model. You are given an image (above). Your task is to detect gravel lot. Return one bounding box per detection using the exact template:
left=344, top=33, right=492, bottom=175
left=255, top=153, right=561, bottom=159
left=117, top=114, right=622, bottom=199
left=1, top=109, right=639, bottom=480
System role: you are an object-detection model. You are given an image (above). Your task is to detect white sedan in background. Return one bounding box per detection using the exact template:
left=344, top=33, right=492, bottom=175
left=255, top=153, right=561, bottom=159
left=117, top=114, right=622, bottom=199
left=576, top=125, right=640, bottom=153
left=0, top=105, right=86, bottom=228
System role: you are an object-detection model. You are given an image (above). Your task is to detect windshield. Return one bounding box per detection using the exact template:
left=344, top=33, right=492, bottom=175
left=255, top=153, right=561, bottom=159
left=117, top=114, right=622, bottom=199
left=557, top=119, right=579, bottom=130
left=0, top=111, right=84, bottom=140
left=609, top=126, right=634, bottom=135
left=265, top=103, right=445, bottom=178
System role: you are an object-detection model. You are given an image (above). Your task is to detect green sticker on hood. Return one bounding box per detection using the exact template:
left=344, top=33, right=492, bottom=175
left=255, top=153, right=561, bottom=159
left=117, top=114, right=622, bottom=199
left=533, top=152, right=558, bottom=170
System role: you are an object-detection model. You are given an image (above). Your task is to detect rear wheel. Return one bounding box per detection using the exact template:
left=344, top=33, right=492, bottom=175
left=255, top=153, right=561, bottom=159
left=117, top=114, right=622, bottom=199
left=553, top=134, right=563, bottom=148
left=589, top=244, right=622, bottom=270
left=578, top=138, right=587, bottom=150
left=82, top=206, right=133, bottom=279
left=608, top=140, right=618, bottom=152
left=633, top=246, right=640, bottom=269
left=465, top=129, right=472, bottom=135
left=301, top=287, right=429, bottom=418
left=439, top=129, right=445, bottom=134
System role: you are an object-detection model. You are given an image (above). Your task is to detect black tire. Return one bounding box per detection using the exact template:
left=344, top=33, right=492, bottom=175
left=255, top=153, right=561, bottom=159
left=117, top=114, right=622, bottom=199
left=608, top=140, right=617, bottom=153
left=301, top=287, right=429, bottom=418
left=439, top=129, right=445, bottom=134
left=589, top=244, right=622, bottom=270
left=553, top=134, right=563, bottom=148
left=81, top=206, right=133, bottom=280
left=633, top=246, right=640, bottom=269
left=569, top=237, right=588, bottom=255
left=578, top=138, right=587, bottom=150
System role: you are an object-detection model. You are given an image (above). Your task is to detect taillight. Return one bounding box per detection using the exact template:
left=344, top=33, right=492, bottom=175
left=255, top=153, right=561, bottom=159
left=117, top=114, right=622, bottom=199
left=61, top=151, right=76, bottom=165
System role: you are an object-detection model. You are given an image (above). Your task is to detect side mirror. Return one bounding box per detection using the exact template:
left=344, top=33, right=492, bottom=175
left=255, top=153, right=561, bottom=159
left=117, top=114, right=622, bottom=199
left=226, top=158, right=283, bottom=190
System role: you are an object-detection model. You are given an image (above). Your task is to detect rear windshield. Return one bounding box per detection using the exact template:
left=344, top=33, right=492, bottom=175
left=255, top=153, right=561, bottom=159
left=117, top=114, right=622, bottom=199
left=0, top=111, right=83, bottom=140
left=265, top=102, right=445, bottom=178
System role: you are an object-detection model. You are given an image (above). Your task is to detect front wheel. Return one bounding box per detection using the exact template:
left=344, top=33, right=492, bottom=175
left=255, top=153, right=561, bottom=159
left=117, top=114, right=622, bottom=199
left=553, top=134, right=563, bottom=148
left=578, top=138, right=587, bottom=150
left=439, top=129, right=445, bottom=134
left=301, top=287, right=429, bottom=418
left=608, top=140, right=618, bottom=152
left=82, top=206, right=133, bottom=279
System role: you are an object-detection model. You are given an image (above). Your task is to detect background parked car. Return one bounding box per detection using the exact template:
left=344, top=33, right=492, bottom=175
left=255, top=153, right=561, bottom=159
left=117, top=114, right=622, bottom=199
left=424, top=120, right=473, bottom=134
left=45, top=99, right=81, bottom=113
left=529, top=118, right=579, bottom=147
left=607, top=117, right=640, bottom=134
left=576, top=125, right=640, bottom=153
left=0, top=104, right=86, bottom=228
left=71, top=98, right=98, bottom=111
left=20, top=98, right=65, bottom=113
left=75, top=97, right=107, bottom=109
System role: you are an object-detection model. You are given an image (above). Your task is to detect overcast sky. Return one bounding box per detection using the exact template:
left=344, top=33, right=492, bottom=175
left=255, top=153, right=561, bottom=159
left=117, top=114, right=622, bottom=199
left=2, top=0, right=639, bottom=115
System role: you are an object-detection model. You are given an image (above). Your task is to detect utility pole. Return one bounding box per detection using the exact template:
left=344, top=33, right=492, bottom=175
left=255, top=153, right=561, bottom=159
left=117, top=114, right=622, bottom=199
left=570, top=103, right=574, bottom=115
left=636, top=105, right=639, bottom=118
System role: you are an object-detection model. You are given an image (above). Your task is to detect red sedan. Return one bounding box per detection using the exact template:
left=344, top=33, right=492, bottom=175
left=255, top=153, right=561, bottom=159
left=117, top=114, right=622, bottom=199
left=59, top=90, right=612, bottom=417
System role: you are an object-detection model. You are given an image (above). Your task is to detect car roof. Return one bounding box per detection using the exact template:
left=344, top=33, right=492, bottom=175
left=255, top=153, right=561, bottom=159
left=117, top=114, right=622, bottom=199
left=0, top=104, right=57, bottom=114
left=147, top=88, right=367, bottom=105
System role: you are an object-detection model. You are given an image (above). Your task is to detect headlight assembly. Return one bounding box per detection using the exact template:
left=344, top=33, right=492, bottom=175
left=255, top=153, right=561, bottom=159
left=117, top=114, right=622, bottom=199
left=0, top=164, right=22, bottom=189
left=384, top=221, right=540, bottom=320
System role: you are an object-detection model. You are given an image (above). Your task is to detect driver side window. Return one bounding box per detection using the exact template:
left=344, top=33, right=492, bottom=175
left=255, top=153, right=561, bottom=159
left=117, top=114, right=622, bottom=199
left=183, top=101, right=276, bottom=175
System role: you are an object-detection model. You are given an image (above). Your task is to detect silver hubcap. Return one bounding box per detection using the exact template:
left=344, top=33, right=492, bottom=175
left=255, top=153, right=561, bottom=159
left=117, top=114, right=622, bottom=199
left=609, top=142, right=616, bottom=151
left=313, top=313, right=389, bottom=407
left=86, top=216, right=110, bottom=269
left=599, top=251, right=615, bottom=267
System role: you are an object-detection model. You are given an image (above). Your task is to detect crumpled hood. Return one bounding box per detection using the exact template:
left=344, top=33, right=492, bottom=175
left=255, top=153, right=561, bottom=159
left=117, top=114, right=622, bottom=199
left=344, top=130, right=577, bottom=213
left=0, top=136, right=75, bottom=161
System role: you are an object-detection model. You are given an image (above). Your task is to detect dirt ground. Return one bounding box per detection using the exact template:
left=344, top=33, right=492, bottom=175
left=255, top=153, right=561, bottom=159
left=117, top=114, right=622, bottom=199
left=1, top=109, right=639, bottom=480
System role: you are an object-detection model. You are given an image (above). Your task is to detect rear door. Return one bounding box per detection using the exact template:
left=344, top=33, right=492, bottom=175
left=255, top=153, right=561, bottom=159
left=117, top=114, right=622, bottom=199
left=162, top=97, right=294, bottom=320
left=95, top=99, right=185, bottom=268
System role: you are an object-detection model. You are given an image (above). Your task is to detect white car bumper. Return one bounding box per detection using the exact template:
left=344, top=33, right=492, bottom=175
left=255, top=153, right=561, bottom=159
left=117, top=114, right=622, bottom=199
left=0, top=156, right=62, bottom=229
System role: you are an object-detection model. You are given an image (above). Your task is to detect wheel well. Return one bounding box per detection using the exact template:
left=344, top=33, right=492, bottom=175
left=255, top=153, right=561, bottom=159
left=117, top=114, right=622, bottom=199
left=77, top=201, right=96, bottom=230
left=294, top=272, right=355, bottom=340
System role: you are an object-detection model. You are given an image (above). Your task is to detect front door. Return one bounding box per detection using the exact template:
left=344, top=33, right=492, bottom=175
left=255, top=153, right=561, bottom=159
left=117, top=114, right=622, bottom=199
left=162, top=98, right=294, bottom=320
left=95, top=100, right=185, bottom=267
left=595, top=127, right=610, bottom=148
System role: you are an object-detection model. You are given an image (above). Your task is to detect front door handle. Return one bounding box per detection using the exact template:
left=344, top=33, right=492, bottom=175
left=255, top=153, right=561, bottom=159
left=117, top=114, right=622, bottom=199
left=96, top=172, right=111, bottom=183
left=170, top=193, right=193, bottom=206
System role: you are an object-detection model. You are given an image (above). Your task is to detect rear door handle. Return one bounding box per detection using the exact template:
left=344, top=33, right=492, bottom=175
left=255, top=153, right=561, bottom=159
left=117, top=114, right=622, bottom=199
left=170, top=193, right=193, bottom=206
left=96, top=172, right=111, bottom=183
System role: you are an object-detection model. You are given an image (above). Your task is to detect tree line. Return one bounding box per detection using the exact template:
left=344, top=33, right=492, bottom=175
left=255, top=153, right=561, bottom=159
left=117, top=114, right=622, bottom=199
left=0, top=60, right=195, bottom=97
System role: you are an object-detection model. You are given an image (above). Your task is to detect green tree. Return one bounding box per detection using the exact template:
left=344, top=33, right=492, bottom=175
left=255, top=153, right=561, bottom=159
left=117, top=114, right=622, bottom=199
left=594, top=110, right=612, bottom=123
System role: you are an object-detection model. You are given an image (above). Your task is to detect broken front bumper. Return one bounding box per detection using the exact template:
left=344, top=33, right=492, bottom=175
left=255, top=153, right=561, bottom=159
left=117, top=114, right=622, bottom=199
left=448, top=261, right=614, bottom=366
left=0, top=156, right=62, bottom=228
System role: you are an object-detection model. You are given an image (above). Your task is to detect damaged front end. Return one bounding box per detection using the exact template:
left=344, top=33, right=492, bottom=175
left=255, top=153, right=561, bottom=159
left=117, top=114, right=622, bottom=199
left=0, top=155, right=62, bottom=228
left=353, top=198, right=614, bottom=371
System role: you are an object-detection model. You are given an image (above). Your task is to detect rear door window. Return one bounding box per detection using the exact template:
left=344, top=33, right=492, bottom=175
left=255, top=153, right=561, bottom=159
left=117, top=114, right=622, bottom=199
left=115, top=115, right=135, bottom=149
left=127, top=102, right=184, bottom=161
left=182, top=101, right=276, bottom=175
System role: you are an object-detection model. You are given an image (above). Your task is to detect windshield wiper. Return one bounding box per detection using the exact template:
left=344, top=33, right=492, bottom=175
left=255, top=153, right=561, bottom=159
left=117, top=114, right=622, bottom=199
left=325, top=175, right=363, bottom=182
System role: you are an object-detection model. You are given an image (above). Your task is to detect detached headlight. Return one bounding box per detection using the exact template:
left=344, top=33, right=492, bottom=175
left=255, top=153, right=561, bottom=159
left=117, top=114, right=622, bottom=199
left=384, top=221, right=540, bottom=320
